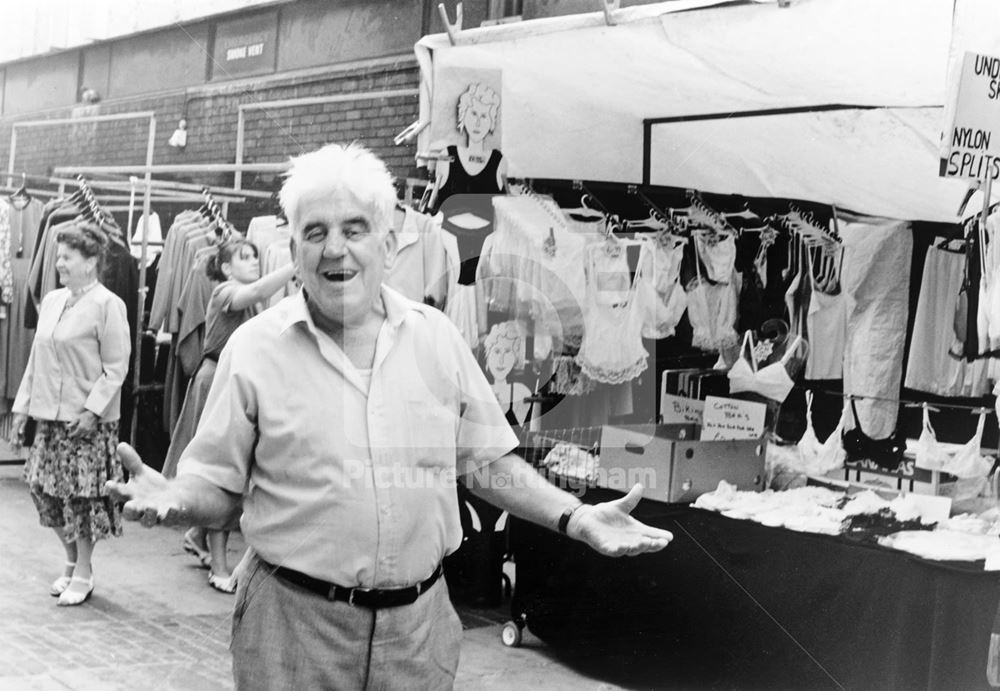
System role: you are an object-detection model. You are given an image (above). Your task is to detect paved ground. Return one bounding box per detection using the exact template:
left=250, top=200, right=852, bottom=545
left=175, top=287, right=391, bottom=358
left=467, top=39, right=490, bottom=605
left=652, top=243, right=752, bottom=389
left=0, top=459, right=627, bottom=691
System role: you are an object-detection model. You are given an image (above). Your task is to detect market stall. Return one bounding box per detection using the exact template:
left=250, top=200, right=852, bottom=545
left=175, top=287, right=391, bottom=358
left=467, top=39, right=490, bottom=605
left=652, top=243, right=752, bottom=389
left=510, top=488, right=1000, bottom=690
left=411, top=0, right=1000, bottom=686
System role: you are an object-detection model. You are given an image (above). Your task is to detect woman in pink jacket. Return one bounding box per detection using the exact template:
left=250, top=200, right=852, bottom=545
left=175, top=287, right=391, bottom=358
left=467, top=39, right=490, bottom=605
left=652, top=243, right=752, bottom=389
left=11, top=223, right=131, bottom=607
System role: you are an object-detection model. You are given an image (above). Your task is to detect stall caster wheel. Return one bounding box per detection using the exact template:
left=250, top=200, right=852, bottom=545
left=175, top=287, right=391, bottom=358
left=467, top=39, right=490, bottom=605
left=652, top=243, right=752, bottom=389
left=501, top=620, right=523, bottom=648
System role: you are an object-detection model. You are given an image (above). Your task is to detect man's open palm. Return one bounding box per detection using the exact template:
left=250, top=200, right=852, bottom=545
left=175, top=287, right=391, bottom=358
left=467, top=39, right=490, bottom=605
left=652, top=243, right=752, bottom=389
left=105, top=443, right=185, bottom=527
left=571, top=484, right=674, bottom=557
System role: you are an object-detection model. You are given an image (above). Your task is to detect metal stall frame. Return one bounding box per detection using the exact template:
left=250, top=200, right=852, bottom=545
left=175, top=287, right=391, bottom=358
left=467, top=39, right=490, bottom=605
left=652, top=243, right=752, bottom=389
left=52, top=164, right=275, bottom=447
left=9, top=113, right=157, bottom=449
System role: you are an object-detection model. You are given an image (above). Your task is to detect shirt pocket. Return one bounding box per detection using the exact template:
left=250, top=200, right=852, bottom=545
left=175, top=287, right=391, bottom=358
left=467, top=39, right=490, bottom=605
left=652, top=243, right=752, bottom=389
left=404, top=399, right=457, bottom=469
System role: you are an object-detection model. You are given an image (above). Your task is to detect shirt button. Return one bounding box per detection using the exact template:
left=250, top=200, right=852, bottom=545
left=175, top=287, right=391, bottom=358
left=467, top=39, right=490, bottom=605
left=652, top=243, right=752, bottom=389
left=381, top=506, right=390, bottom=516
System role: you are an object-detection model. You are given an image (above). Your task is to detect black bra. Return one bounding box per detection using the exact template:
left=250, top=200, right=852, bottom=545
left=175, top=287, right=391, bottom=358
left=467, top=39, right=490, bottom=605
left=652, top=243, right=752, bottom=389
left=841, top=399, right=906, bottom=471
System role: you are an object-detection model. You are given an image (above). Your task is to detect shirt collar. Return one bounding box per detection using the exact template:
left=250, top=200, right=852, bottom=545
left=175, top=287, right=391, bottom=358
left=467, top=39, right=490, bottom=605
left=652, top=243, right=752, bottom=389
left=395, top=207, right=420, bottom=251
left=281, top=284, right=413, bottom=335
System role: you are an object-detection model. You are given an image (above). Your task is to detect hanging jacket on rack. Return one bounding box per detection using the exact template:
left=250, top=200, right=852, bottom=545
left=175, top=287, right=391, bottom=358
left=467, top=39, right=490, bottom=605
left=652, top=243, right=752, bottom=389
left=0, top=197, right=43, bottom=406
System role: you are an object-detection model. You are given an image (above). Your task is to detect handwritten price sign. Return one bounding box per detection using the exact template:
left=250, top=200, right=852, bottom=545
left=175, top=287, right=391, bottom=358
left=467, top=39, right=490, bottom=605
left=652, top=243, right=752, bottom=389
left=660, top=394, right=704, bottom=425
left=701, top=396, right=766, bottom=441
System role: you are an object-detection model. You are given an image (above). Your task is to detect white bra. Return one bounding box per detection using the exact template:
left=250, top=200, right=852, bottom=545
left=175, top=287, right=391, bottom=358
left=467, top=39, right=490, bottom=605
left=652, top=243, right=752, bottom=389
left=915, top=407, right=993, bottom=480
left=727, top=331, right=804, bottom=403
left=796, top=391, right=846, bottom=474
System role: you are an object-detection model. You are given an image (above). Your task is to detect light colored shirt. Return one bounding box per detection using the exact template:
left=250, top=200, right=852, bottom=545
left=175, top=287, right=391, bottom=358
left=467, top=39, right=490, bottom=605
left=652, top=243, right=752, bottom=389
left=384, top=207, right=450, bottom=306
left=177, top=286, right=519, bottom=588
left=13, top=284, right=131, bottom=422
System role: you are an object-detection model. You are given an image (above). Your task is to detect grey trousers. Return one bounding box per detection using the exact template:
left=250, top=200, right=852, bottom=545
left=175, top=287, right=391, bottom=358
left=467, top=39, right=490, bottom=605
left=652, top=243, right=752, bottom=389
left=231, top=553, right=463, bottom=690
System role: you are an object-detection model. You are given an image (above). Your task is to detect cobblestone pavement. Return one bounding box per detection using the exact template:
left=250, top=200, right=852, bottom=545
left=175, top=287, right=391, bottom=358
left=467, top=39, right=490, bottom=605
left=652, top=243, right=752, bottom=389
left=0, top=463, right=622, bottom=690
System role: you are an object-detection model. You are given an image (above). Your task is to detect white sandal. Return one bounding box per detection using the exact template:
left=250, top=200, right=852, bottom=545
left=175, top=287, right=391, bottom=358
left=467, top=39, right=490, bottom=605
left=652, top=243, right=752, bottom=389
left=49, top=562, right=76, bottom=597
left=57, top=575, right=94, bottom=607
left=208, top=572, right=237, bottom=594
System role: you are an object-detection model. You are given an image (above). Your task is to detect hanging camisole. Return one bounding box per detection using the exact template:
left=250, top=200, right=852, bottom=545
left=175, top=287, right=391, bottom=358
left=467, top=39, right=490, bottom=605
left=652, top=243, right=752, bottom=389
left=784, top=242, right=812, bottom=338
left=694, top=233, right=736, bottom=284
left=727, top=330, right=803, bottom=403
left=686, top=237, right=739, bottom=351
left=575, top=241, right=649, bottom=385
left=737, top=258, right=767, bottom=334
left=640, top=235, right=687, bottom=339
left=905, top=245, right=990, bottom=397
left=432, top=145, right=505, bottom=285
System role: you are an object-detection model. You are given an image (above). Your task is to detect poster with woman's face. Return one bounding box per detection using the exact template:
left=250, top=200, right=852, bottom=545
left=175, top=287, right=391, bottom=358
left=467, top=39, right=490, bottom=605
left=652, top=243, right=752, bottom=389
left=429, top=67, right=503, bottom=152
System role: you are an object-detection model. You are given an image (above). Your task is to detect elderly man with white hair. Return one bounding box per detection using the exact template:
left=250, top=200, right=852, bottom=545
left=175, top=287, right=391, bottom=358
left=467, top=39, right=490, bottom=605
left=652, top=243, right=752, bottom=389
left=108, top=142, right=673, bottom=690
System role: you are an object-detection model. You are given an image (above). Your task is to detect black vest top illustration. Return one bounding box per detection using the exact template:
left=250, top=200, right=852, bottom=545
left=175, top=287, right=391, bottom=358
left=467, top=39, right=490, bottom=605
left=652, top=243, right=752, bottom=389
left=432, top=145, right=505, bottom=285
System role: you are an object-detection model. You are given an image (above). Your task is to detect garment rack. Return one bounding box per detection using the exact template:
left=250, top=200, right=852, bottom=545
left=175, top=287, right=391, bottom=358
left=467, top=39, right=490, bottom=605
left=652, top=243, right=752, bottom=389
left=51, top=165, right=274, bottom=447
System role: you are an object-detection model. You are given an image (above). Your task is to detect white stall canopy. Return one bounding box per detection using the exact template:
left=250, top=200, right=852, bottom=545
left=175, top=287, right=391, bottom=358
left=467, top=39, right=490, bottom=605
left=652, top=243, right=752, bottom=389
left=416, top=0, right=1000, bottom=223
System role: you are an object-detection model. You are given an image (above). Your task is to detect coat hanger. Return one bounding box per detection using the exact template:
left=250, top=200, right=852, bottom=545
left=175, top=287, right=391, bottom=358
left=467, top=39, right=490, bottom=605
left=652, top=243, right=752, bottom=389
left=561, top=192, right=607, bottom=220
left=686, top=190, right=736, bottom=239
left=723, top=202, right=760, bottom=222
left=8, top=172, right=31, bottom=206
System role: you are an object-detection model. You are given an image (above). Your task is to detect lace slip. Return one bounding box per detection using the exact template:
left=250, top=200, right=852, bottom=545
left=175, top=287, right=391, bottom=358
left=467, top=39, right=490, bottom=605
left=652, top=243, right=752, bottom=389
left=575, top=242, right=649, bottom=385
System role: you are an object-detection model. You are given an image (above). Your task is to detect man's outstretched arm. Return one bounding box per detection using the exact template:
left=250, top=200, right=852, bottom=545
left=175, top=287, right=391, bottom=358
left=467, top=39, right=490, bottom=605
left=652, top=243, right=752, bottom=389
left=106, top=443, right=242, bottom=530
left=464, top=453, right=673, bottom=557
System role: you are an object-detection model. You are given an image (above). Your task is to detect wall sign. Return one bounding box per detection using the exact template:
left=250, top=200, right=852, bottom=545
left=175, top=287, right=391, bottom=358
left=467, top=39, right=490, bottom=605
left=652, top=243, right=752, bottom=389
left=212, top=11, right=277, bottom=80
left=701, top=396, right=766, bottom=441
left=940, top=51, right=1000, bottom=181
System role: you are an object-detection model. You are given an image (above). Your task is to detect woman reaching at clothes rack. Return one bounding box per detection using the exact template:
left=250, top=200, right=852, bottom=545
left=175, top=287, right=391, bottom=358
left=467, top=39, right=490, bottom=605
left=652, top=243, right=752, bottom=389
left=161, top=237, right=296, bottom=593
left=9, top=223, right=131, bottom=606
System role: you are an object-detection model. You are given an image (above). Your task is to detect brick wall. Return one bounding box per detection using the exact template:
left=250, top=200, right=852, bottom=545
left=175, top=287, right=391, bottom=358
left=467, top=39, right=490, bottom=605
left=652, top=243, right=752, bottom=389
left=0, top=58, right=422, bottom=230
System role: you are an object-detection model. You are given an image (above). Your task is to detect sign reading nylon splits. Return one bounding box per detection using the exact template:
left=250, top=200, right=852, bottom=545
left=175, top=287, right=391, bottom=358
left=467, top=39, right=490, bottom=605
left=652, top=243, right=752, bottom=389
left=940, top=52, right=1000, bottom=181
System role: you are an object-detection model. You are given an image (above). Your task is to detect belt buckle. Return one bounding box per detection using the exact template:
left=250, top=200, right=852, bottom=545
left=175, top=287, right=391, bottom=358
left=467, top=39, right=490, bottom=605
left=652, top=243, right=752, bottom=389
left=348, top=586, right=373, bottom=607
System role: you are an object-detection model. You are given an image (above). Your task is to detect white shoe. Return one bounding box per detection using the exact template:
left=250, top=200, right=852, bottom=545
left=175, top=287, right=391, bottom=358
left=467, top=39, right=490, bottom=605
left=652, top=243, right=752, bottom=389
left=208, top=572, right=237, bottom=594
left=57, top=576, right=94, bottom=606
left=49, top=562, right=76, bottom=597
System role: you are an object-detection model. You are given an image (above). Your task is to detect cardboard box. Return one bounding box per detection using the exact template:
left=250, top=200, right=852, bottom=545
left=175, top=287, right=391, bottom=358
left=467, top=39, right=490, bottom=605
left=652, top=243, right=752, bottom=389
left=598, top=424, right=767, bottom=504
left=839, top=458, right=957, bottom=497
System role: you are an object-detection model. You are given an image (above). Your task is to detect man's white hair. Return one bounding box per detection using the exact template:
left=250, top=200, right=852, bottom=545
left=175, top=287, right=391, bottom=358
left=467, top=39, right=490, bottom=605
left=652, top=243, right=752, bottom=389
left=279, top=142, right=396, bottom=237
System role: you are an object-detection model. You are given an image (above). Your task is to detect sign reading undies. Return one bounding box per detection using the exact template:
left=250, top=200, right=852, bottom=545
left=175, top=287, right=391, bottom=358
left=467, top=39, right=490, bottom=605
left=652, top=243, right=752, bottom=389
left=940, top=52, right=1000, bottom=181
left=701, top=396, right=766, bottom=441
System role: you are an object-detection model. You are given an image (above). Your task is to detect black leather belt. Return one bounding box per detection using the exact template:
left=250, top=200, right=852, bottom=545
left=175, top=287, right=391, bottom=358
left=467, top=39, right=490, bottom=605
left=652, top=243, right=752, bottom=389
left=264, top=561, right=443, bottom=609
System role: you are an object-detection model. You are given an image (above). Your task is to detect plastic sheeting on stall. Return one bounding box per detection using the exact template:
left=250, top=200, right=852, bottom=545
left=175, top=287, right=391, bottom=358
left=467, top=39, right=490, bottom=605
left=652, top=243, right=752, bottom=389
left=415, top=0, right=1000, bottom=223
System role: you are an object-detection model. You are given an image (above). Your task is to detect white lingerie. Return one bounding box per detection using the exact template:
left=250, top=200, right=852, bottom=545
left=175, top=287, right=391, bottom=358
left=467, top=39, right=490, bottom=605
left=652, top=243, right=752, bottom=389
left=575, top=241, right=648, bottom=385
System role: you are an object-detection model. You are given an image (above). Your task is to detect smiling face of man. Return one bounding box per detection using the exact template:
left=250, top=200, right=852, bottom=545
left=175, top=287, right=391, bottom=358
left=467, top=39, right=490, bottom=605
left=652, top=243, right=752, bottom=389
left=290, top=185, right=397, bottom=332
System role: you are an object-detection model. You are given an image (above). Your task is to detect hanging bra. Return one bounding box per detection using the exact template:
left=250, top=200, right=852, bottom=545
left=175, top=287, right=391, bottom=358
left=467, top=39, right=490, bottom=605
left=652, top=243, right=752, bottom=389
left=916, top=407, right=993, bottom=479
left=796, top=391, right=846, bottom=474
left=727, top=330, right=803, bottom=403
left=841, top=398, right=906, bottom=471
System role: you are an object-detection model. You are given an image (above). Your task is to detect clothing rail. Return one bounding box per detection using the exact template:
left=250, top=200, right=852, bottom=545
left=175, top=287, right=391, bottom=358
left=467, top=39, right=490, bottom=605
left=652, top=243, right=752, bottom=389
left=53, top=163, right=279, bottom=446
left=49, top=177, right=250, bottom=203
left=51, top=171, right=274, bottom=200
left=801, top=385, right=996, bottom=414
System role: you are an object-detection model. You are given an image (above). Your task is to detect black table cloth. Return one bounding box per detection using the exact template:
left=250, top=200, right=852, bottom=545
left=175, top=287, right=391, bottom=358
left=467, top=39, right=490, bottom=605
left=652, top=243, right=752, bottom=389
left=511, top=491, right=1000, bottom=690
